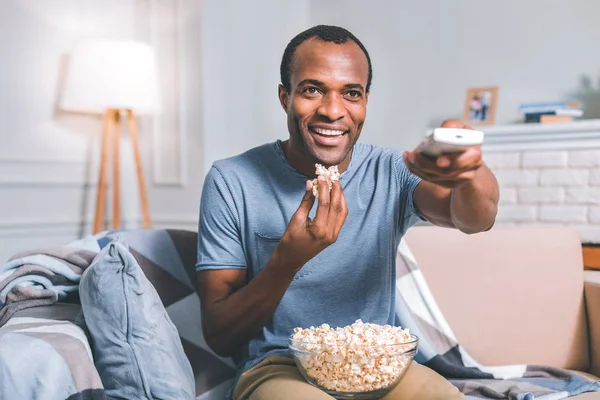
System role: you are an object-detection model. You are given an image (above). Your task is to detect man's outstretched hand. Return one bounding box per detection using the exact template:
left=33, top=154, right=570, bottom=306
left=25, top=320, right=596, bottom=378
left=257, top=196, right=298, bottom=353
left=275, top=176, right=348, bottom=272
left=403, top=120, right=483, bottom=189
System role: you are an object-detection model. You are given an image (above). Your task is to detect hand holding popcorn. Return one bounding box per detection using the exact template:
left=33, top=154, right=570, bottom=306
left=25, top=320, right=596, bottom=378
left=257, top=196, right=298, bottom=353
left=312, top=164, right=340, bottom=197
left=273, top=163, right=348, bottom=272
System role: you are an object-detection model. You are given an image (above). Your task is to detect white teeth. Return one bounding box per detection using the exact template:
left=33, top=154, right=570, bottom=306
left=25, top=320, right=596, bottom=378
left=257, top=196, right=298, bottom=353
left=313, top=128, right=345, bottom=136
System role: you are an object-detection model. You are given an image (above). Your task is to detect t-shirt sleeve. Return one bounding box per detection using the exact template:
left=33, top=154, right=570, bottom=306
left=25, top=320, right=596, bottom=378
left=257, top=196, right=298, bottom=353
left=394, top=153, right=427, bottom=231
left=196, top=166, right=247, bottom=271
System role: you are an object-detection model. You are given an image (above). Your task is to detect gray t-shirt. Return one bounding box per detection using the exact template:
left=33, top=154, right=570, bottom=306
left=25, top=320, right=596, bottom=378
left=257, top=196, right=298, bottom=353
left=196, top=140, right=423, bottom=375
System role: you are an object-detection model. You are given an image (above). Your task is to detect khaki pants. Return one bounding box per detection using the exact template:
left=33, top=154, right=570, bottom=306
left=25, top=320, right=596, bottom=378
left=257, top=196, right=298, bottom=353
left=232, top=355, right=464, bottom=400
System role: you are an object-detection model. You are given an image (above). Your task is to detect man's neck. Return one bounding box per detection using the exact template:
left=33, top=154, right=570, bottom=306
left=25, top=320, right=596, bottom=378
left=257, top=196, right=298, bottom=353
left=280, top=140, right=352, bottom=177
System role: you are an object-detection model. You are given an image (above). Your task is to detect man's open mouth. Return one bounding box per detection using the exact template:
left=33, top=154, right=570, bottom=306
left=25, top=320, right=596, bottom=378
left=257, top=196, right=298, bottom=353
left=310, top=127, right=347, bottom=137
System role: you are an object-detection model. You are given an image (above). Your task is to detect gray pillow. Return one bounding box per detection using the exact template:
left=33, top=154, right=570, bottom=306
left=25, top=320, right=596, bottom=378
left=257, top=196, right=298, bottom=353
left=79, top=236, right=195, bottom=400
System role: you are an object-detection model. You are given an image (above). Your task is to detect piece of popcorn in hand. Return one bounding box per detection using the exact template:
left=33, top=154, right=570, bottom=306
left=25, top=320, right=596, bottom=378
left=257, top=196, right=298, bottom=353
left=311, top=163, right=340, bottom=197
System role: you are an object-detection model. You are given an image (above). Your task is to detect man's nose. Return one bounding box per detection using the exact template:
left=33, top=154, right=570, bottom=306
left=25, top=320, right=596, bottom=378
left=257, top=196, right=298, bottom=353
left=317, top=92, right=345, bottom=121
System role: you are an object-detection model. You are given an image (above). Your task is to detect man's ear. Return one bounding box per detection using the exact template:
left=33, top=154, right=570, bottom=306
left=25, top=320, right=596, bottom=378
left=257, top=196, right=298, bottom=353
left=365, top=91, right=370, bottom=105
left=278, top=84, right=289, bottom=111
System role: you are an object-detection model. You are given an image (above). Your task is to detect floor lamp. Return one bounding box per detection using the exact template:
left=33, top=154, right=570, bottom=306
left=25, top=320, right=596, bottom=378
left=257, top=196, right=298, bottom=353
left=60, top=39, right=161, bottom=234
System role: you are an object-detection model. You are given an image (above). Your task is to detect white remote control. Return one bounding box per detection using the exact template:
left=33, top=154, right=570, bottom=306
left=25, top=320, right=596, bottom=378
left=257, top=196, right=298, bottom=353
left=417, top=127, right=484, bottom=157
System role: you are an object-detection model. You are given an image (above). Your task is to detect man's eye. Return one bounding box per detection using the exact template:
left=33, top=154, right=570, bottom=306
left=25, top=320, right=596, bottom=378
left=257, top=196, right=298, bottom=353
left=347, top=90, right=361, bottom=98
left=303, top=87, right=319, bottom=94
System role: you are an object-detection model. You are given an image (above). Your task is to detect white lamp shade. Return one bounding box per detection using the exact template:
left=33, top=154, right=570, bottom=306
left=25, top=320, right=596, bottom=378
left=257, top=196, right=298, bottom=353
left=60, top=39, right=161, bottom=115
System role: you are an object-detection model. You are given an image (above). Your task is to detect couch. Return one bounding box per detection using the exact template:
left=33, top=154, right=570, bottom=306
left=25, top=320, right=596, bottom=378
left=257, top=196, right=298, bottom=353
left=2, top=224, right=599, bottom=399
left=404, top=224, right=600, bottom=399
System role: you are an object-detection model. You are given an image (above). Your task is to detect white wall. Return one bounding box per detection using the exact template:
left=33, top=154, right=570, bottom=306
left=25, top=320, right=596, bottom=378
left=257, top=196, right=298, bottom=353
left=0, top=0, right=203, bottom=261
left=5, top=0, right=600, bottom=260
left=309, top=0, right=600, bottom=150
left=198, top=0, right=600, bottom=175
left=199, top=0, right=310, bottom=173
left=0, top=0, right=310, bottom=261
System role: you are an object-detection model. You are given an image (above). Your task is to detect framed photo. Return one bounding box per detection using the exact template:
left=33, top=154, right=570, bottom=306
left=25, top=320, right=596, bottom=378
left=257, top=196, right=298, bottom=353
left=462, top=86, right=498, bottom=126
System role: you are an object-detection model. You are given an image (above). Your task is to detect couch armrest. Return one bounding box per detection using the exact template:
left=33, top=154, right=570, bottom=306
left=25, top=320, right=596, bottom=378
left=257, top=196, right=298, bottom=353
left=584, top=270, right=600, bottom=377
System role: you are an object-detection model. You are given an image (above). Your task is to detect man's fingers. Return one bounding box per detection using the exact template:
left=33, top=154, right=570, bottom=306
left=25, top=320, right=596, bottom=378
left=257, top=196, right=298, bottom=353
left=405, top=120, right=481, bottom=189
left=313, top=176, right=331, bottom=228
left=306, top=179, right=315, bottom=194
left=418, top=169, right=478, bottom=187
left=446, top=146, right=482, bottom=170
left=328, top=181, right=347, bottom=218
left=330, top=181, right=348, bottom=239
left=436, top=156, right=452, bottom=168
left=407, top=148, right=482, bottom=177
left=292, top=180, right=315, bottom=224
left=441, top=119, right=473, bottom=130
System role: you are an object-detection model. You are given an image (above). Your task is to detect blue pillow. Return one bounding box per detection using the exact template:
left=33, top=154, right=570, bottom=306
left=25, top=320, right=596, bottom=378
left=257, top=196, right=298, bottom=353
left=79, top=236, right=195, bottom=400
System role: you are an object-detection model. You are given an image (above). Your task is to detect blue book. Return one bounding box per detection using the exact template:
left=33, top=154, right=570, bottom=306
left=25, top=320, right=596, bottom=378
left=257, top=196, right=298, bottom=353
left=519, top=102, right=582, bottom=115
left=519, top=101, right=581, bottom=110
left=524, top=109, right=583, bottom=118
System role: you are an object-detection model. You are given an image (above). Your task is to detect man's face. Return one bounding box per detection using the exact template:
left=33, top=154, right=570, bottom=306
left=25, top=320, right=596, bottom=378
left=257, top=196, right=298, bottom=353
left=279, top=39, right=369, bottom=169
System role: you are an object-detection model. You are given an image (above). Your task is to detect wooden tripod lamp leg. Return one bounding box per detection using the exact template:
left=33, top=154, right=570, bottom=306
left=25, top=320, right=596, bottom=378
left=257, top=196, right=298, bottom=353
left=93, top=109, right=114, bottom=234
left=112, top=110, right=122, bottom=230
left=126, top=109, right=151, bottom=229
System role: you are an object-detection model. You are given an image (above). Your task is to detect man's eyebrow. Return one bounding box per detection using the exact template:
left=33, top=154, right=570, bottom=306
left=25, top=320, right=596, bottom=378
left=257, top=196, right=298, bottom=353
left=296, top=80, right=365, bottom=92
left=297, top=79, right=324, bottom=87
left=344, top=83, right=365, bottom=91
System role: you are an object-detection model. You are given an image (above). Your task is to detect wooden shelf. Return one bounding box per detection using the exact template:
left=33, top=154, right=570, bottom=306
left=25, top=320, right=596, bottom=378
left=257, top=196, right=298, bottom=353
left=583, top=245, right=600, bottom=270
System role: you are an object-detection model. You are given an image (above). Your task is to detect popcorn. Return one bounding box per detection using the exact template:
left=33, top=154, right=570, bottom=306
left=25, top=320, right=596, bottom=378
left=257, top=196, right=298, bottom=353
left=312, top=163, right=340, bottom=197
left=290, top=320, right=415, bottom=393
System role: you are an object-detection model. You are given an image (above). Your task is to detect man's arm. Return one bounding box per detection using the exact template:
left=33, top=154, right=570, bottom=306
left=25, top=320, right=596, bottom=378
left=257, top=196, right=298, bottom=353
left=412, top=165, right=498, bottom=234
left=404, top=120, right=499, bottom=234
left=198, top=253, right=297, bottom=357
left=198, top=178, right=348, bottom=357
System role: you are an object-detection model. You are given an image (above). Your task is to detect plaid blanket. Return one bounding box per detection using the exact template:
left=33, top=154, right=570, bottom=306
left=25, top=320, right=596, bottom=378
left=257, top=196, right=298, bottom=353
left=395, top=239, right=600, bottom=399
left=0, top=304, right=107, bottom=400
left=0, top=236, right=107, bottom=399
left=0, top=236, right=100, bottom=328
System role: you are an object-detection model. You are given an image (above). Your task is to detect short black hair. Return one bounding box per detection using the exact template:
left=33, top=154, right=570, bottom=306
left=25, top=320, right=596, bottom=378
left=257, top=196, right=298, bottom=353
left=280, top=25, right=373, bottom=93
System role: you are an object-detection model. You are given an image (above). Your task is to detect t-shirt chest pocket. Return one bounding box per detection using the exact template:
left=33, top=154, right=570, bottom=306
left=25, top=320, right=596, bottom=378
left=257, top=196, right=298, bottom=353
left=253, top=231, right=282, bottom=273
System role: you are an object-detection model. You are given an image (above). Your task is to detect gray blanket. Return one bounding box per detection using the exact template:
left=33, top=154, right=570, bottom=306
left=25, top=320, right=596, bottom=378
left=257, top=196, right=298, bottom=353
left=0, top=236, right=106, bottom=399
left=0, top=237, right=99, bottom=327
left=0, top=303, right=107, bottom=399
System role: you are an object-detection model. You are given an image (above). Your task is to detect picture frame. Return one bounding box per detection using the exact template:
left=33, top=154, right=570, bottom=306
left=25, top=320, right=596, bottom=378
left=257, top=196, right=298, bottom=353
left=462, top=86, right=498, bottom=126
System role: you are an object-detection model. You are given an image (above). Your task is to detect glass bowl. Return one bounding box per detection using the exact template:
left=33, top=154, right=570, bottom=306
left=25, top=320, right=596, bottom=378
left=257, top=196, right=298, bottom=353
left=288, top=334, right=419, bottom=400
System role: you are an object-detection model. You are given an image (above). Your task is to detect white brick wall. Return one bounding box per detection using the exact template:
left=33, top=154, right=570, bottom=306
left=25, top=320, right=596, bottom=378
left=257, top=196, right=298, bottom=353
left=522, top=151, right=567, bottom=168
left=566, top=188, right=600, bottom=204
left=590, top=169, right=600, bottom=186
left=568, top=150, right=600, bottom=168
left=539, top=205, right=587, bottom=223
left=496, top=205, right=537, bottom=222
left=488, top=148, right=600, bottom=243
left=589, top=207, right=600, bottom=224
left=493, top=170, right=538, bottom=186
left=540, top=169, right=589, bottom=186
left=499, top=188, right=517, bottom=204
left=484, top=153, right=520, bottom=169
left=518, top=187, right=564, bottom=203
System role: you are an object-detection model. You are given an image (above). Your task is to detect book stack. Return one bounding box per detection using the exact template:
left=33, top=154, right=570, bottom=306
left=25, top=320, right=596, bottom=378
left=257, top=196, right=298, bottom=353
left=518, top=101, right=583, bottom=124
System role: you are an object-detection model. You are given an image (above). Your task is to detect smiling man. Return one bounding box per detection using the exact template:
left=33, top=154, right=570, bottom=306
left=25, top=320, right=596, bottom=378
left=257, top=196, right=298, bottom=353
left=196, top=25, right=499, bottom=400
